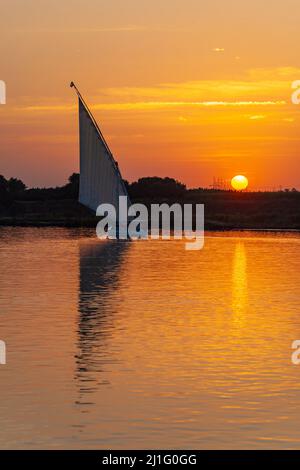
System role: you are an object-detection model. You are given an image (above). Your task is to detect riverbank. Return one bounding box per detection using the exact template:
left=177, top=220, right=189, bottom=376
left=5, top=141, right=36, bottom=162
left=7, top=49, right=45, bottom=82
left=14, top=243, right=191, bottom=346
left=1, top=175, right=300, bottom=229
left=1, top=191, right=300, bottom=230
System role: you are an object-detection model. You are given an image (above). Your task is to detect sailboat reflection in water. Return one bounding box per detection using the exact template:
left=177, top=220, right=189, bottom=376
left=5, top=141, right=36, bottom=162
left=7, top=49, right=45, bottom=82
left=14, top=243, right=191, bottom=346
left=74, top=239, right=130, bottom=406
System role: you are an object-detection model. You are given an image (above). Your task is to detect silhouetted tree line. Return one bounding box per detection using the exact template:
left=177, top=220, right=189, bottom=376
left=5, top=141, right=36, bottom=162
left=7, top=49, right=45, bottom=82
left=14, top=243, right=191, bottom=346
left=0, top=175, right=27, bottom=204
left=0, top=173, right=80, bottom=206
left=1, top=172, right=299, bottom=205
left=125, top=176, right=187, bottom=200
left=1, top=173, right=300, bottom=228
left=0, top=173, right=190, bottom=206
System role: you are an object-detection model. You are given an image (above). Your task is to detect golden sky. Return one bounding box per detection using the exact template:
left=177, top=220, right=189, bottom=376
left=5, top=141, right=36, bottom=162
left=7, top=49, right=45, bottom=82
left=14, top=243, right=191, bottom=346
left=1, top=0, right=300, bottom=189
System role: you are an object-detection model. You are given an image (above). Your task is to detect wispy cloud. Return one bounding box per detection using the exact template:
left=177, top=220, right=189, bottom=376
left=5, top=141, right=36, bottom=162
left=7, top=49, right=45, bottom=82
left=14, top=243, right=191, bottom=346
left=98, top=73, right=296, bottom=103
left=13, top=67, right=299, bottom=114
left=249, top=114, right=266, bottom=120
left=9, top=25, right=187, bottom=34
left=20, top=100, right=286, bottom=113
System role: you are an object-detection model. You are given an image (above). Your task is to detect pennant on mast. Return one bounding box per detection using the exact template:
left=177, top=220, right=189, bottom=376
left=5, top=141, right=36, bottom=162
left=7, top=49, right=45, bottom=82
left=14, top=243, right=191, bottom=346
left=71, top=82, right=130, bottom=212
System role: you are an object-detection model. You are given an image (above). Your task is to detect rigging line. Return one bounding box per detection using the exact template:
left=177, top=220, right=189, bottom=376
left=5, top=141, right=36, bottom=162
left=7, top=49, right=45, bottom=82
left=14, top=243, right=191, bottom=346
left=70, top=81, right=114, bottom=160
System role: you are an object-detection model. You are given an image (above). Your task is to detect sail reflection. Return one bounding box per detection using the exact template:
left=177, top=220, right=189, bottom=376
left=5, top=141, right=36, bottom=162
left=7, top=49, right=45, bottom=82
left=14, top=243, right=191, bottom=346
left=75, top=239, right=130, bottom=406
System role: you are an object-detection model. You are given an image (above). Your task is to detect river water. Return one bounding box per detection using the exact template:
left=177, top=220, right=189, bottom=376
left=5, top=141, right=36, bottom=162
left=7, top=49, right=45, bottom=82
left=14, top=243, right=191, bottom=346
left=0, top=227, right=299, bottom=449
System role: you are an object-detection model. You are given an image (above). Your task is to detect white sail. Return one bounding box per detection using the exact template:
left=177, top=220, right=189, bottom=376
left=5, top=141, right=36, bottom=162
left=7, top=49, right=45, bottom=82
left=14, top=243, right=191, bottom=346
left=75, top=88, right=129, bottom=212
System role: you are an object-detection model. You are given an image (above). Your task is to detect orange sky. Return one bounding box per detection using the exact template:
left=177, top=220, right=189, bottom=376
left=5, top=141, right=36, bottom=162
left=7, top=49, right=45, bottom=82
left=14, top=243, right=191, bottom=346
left=0, top=0, right=300, bottom=189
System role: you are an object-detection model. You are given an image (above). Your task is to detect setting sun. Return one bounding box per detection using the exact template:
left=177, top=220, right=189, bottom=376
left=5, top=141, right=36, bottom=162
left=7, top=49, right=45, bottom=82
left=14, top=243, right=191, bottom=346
left=231, top=175, right=249, bottom=191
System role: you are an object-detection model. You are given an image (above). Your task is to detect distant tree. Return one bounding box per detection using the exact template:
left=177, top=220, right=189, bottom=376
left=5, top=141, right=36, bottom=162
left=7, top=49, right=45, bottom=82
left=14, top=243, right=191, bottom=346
left=68, top=173, right=80, bottom=186
left=0, top=175, right=12, bottom=207
left=129, top=177, right=186, bottom=200
left=0, top=175, right=8, bottom=191
left=8, top=177, right=26, bottom=193
left=61, top=173, right=80, bottom=199
left=0, top=175, right=8, bottom=202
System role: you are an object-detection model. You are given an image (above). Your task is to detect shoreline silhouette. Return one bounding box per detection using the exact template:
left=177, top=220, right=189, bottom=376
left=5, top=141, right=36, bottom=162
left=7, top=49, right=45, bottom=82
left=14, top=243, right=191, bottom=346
left=0, top=173, right=299, bottom=230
